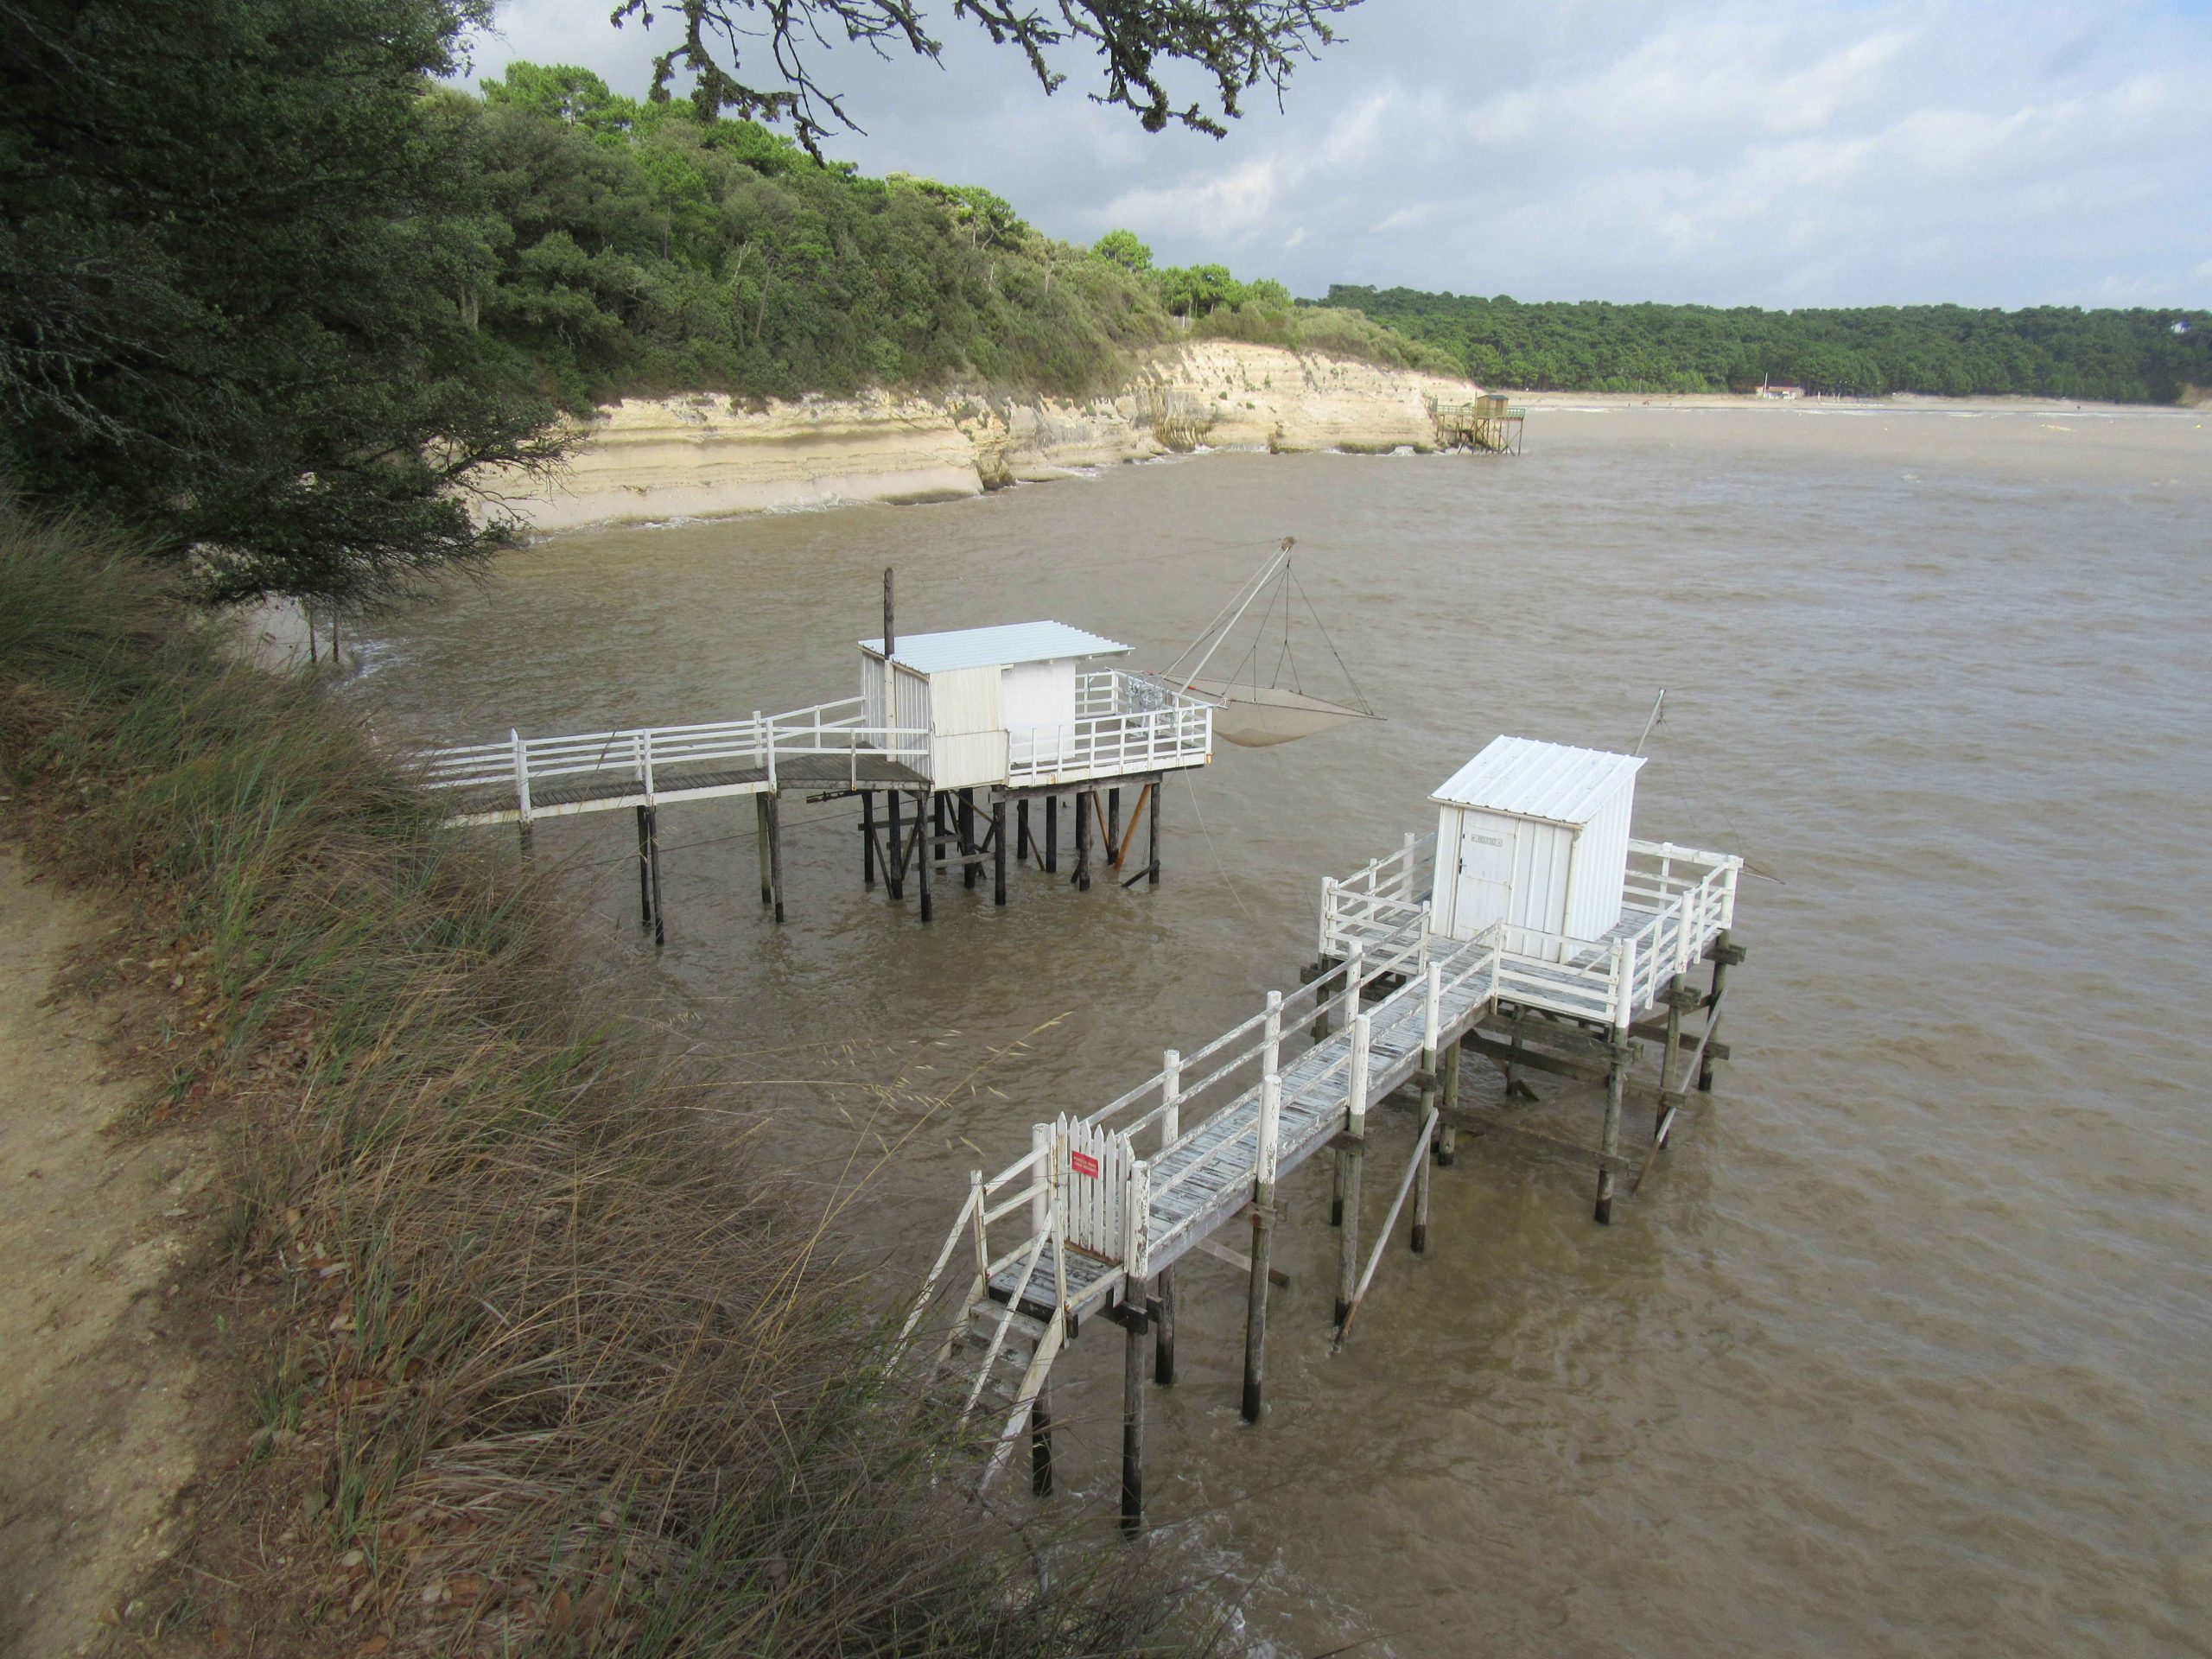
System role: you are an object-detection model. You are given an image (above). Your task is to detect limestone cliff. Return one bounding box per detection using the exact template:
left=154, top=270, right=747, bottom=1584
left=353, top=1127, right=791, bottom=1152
left=497, top=342, right=1480, bottom=532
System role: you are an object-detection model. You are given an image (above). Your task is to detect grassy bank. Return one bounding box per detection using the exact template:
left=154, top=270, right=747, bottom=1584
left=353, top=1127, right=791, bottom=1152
left=0, top=507, right=1175, bottom=1656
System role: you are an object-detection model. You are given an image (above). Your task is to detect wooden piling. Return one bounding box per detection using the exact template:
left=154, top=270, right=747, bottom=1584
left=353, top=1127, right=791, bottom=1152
left=1335, top=1013, right=1371, bottom=1326
left=1243, top=1071, right=1281, bottom=1424
left=933, top=791, right=947, bottom=869
left=1436, top=1037, right=1461, bottom=1166
left=992, top=798, right=1007, bottom=906
left=1120, top=1278, right=1147, bottom=1535
left=1043, top=794, right=1058, bottom=874
left=861, top=791, right=877, bottom=888
left=1107, top=786, right=1121, bottom=854
left=917, top=794, right=932, bottom=924
left=883, top=790, right=904, bottom=900
left=1657, top=974, right=1690, bottom=1144
left=1017, top=798, right=1031, bottom=863
left=1147, top=777, right=1162, bottom=886
left=1155, top=1048, right=1180, bottom=1388
left=1700, top=929, right=1733, bottom=1091
left=634, top=805, right=655, bottom=930
left=645, top=806, right=665, bottom=946
left=959, top=788, right=977, bottom=891
left=1030, top=1381, right=1053, bottom=1498
left=1413, top=963, right=1439, bottom=1255
left=754, top=796, right=772, bottom=906
left=763, top=793, right=785, bottom=925
left=1594, top=1039, right=1629, bottom=1224
left=1073, top=791, right=1092, bottom=893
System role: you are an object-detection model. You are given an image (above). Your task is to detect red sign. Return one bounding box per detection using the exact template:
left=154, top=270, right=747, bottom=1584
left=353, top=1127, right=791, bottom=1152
left=1070, top=1152, right=1101, bottom=1179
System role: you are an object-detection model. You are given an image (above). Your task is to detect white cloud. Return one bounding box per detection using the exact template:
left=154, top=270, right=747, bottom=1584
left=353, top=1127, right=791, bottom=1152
left=454, top=0, right=2212, bottom=307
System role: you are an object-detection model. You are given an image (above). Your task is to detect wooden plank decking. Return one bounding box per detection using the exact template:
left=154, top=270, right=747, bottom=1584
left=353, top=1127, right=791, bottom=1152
left=442, top=753, right=931, bottom=826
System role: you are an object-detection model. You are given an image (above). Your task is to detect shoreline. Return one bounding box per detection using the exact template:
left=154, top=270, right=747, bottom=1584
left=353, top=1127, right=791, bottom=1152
left=488, top=340, right=1480, bottom=533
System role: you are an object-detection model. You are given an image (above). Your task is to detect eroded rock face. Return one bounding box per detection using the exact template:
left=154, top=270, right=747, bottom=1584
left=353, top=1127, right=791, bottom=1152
left=494, top=344, right=1481, bottom=531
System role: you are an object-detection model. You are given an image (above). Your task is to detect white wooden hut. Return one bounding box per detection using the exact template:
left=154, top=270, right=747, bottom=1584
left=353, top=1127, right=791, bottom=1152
left=862, top=620, right=1196, bottom=791
left=1427, top=736, right=1644, bottom=961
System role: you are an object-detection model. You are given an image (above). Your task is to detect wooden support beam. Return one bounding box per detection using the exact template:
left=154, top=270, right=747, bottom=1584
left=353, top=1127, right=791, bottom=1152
left=992, top=798, right=1007, bottom=906
left=1198, top=1235, right=1291, bottom=1286
left=861, top=791, right=876, bottom=888
left=1109, top=782, right=1149, bottom=873
left=1243, top=1072, right=1282, bottom=1425
left=1442, top=1106, right=1640, bottom=1180
left=637, top=804, right=656, bottom=927
left=1121, top=1276, right=1147, bottom=1534
left=1073, top=791, right=1092, bottom=892
left=763, top=792, right=784, bottom=925
left=1043, top=794, right=1058, bottom=874
left=1107, top=786, right=1122, bottom=856
left=1016, top=798, right=1031, bottom=862
left=644, top=805, right=665, bottom=946
left=883, top=790, right=905, bottom=900
left=1147, top=777, right=1162, bottom=886
left=754, top=795, right=772, bottom=906
left=1594, top=1040, right=1629, bottom=1224
left=1154, top=1267, right=1175, bottom=1386
left=916, top=791, right=932, bottom=924
left=1030, top=1380, right=1053, bottom=1498
left=1436, top=1036, right=1461, bottom=1166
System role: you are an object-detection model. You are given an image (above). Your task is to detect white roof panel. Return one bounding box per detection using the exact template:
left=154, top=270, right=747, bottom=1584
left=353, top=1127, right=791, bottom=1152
left=1431, top=735, right=1644, bottom=826
left=860, top=620, right=1130, bottom=674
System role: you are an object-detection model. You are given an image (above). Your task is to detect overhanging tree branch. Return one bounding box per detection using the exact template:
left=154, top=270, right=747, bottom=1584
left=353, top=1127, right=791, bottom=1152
left=609, top=0, right=1357, bottom=152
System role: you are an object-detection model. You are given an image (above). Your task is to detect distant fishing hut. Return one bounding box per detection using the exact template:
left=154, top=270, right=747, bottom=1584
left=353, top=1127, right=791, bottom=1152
left=419, top=580, right=1216, bottom=934
left=1428, top=393, right=1526, bottom=454
left=855, top=617, right=1215, bottom=916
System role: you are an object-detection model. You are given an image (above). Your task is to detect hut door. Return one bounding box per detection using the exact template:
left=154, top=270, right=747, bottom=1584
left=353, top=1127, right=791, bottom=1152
left=1451, top=814, right=1517, bottom=939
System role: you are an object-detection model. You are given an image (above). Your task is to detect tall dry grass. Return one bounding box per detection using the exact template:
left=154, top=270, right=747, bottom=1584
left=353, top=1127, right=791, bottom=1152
left=0, top=504, right=1180, bottom=1656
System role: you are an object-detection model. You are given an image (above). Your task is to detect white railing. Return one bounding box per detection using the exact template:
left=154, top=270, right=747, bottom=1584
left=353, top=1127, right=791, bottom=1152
left=906, top=921, right=1503, bottom=1342
left=1007, top=671, right=1213, bottom=785
left=419, top=698, right=930, bottom=820
left=1319, top=833, right=1740, bottom=1030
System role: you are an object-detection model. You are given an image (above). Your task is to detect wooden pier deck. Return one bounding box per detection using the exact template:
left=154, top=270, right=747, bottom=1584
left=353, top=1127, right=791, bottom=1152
left=906, top=824, right=1741, bottom=1517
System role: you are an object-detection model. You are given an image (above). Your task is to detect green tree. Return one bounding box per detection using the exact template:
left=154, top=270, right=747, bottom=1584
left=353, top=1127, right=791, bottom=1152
left=1094, top=229, right=1154, bottom=272
left=0, top=0, right=567, bottom=604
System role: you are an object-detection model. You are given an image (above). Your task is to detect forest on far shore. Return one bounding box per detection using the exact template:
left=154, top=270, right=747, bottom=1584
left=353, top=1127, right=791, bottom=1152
left=1323, top=286, right=2210, bottom=404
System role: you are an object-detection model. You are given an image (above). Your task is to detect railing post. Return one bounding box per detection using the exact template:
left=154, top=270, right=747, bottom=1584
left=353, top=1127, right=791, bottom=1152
left=1262, top=989, right=1281, bottom=1077
left=969, top=1169, right=987, bottom=1276
left=1400, top=830, right=1417, bottom=899
left=1341, top=944, right=1365, bottom=1030
left=1030, top=1123, right=1051, bottom=1238
left=752, top=709, right=763, bottom=770
left=1160, top=1051, right=1180, bottom=1147
left=1319, top=877, right=1338, bottom=957
left=511, top=729, right=532, bottom=825
left=1153, top=1048, right=1180, bottom=1386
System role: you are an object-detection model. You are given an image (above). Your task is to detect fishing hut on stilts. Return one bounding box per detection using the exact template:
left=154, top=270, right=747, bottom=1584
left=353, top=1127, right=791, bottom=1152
left=1428, top=393, right=1527, bottom=454
left=417, top=571, right=1216, bottom=937
left=904, top=733, right=1745, bottom=1529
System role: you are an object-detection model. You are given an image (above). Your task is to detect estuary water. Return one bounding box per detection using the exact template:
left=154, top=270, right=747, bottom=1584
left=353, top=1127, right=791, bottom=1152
left=350, top=405, right=2212, bottom=1657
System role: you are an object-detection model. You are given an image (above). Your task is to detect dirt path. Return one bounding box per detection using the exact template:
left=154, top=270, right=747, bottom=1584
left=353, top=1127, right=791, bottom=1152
left=0, top=844, right=207, bottom=1656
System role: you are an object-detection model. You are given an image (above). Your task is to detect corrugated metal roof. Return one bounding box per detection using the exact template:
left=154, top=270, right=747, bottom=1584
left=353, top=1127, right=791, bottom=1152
left=1430, top=735, right=1644, bottom=826
left=859, top=620, right=1130, bottom=674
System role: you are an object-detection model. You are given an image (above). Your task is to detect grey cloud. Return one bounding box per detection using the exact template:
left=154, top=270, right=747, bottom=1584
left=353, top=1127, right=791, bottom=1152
left=458, top=0, right=2212, bottom=307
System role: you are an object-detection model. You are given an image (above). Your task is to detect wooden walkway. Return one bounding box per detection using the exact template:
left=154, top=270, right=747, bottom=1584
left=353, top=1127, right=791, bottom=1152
left=906, top=827, right=1742, bottom=1516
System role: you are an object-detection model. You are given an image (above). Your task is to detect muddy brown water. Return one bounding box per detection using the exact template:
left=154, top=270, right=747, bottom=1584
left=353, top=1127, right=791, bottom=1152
left=349, top=406, right=2212, bottom=1656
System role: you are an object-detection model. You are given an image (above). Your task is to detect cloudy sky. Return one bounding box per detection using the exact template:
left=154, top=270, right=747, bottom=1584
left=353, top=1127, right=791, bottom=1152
left=455, top=0, right=2212, bottom=308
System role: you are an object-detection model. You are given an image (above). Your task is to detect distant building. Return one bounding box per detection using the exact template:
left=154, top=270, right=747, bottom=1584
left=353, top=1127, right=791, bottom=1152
left=1755, top=379, right=1805, bottom=400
